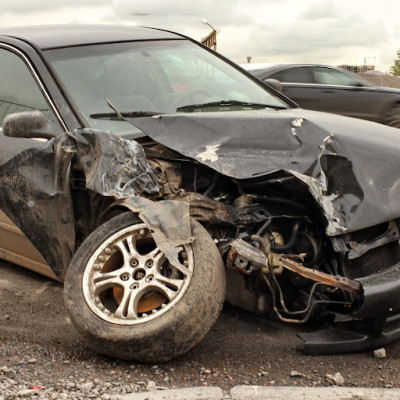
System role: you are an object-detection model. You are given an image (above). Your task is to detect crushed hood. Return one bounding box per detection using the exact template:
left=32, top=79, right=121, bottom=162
left=128, top=108, right=400, bottom=235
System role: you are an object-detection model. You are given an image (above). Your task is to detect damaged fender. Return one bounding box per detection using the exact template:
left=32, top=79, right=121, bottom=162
left=0, top=125, right=172, bottom=279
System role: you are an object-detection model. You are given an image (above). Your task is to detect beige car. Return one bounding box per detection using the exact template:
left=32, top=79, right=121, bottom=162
left=0, top=210, right=59, bottom=280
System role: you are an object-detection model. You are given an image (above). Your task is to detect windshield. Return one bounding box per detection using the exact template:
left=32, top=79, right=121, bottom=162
left=46, top=39, right=288, bottom=136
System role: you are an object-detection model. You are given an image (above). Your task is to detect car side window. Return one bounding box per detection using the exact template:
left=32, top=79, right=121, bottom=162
left=312, top=67, right=361, bottom=86
left=0, top=47, right=62, bottom=129
left=269, top=67, right=315, bottom=83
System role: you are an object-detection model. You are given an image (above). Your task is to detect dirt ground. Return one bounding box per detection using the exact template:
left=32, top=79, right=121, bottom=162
left=1, top=259, right=400, bottom=393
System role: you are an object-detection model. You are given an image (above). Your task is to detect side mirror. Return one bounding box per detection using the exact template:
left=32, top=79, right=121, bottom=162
left=2, top=111, right=58, bottom=139
left=264, top=78, right=282, bottom=92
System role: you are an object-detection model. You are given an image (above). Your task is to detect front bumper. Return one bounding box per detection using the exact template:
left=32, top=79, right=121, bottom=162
left=298, top=262, right=400, bottom=354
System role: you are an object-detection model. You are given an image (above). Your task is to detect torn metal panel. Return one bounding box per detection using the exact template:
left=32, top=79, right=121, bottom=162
left=0, top=133, right=75, bottom=279
left=73, top=128, right=159, bottom=198
left=167, top=191, right=231, bottom=223
left=0, top=128, right=159, bottom=279
left=115, top=196, right=193, bottom=271
left=128, top=109, right=400, bottom=235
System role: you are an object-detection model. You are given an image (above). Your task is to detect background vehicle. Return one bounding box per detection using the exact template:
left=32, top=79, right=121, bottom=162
left=1, top=26, right=400, bottom=362
left=243, top=63, right=400, bottom=127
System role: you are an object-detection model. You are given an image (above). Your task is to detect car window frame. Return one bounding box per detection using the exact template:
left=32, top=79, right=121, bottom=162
left=269, top=66, right=316, bottom=84
left=0, top=42, right=67, bottom=134
left=310, top=66, right=365, bottom=87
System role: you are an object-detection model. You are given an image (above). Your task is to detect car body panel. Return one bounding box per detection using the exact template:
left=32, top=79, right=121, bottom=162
left=0, top=25, right=183, bottom=50
left=243, top=63, right=400, bottom=124
left=128, top=108, right=400, bottom=236
left=0, top=209, right=58, bottom=280
left=0, top=128, right=159, bottom=280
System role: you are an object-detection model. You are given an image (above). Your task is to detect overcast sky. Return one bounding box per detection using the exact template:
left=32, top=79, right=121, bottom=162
left=1, top=0, right=399, bottom=72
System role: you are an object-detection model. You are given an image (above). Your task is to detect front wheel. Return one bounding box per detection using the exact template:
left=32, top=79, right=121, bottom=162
left=64, top=213, right=225, bottom=362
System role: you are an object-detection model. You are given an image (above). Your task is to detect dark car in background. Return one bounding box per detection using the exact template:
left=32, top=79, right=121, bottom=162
left=243, top=63, right=400, bottom=127
left=3, top=26, right=400, bottom=363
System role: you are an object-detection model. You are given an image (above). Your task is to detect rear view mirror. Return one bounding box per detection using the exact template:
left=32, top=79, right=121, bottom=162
left=264, top=78, right=282, bottom=92
left=2, top=111, right=58, bottom=139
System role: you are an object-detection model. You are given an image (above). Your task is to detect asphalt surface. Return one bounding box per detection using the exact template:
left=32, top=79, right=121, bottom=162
left=2, top=259, right=400, bottom=399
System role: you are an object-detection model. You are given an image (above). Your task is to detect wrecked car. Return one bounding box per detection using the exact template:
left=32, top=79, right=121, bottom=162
left=1, top=25, right=400, bottom=362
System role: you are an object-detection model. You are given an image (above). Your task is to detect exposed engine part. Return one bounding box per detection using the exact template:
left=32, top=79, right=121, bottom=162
left=279, top=256, right=361, bottom=292
left=168, top=191, right=231, bottom=223
left=226, top=236, right=361, bottom=324
left=271, top=221, right=300, bottom=251
left=147, top=158, right=182, bottom=195
left=233, top=194, right=257, bottom=208
left=143, top=148, right=384, bottom=329
left=226, top=238, right=361, bottom=292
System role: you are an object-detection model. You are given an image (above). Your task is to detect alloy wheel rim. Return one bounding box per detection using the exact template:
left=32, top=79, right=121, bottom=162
left=82, top=223, right=194, bottom=325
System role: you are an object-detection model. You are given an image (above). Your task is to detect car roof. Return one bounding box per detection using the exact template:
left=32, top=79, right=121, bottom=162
left=242, top=62, right=336, bottom=72
left=0, top=24, right=184, bottom=50
left=241, top=62, right=374, bottom=85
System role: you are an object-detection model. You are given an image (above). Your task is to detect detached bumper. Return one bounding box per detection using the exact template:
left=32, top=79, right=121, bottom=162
left=298, top=263, right=400, bottom=354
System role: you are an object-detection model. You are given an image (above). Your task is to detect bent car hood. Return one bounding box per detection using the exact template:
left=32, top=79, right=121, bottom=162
left=128, top=108, right=400, bottom=236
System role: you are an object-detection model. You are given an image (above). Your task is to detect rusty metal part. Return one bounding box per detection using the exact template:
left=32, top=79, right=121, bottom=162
left=226, top=238, right=361, bottom=292
left=279, top=256, right=361, bottom=292
left=226, top=238, right=284, bottom=275
left=227, top=239, right=267, bottom=274
left=250, top=235, right=283, bottom=273
left=168, top=191, right=231, bottom=223
left=233, top=194, right=257, bottom=208
left=147, top=158, right=182, bottom=195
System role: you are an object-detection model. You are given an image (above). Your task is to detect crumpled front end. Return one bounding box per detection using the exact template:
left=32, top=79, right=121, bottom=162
left=125, top=108, right=400, bottom=354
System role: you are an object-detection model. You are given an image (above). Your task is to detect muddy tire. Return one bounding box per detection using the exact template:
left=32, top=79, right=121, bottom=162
left=384, top=104, right=400, bottom=128
left=64, top=213, right=225, bottom=362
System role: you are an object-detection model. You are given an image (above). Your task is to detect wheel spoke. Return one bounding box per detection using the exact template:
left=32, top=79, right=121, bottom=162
left=149, top=281, right=180, bottom=302
left=154, top=274, right=184, bottom=291
left=114, top=289, right=140, bottom=319
left=170, top=262, right=191, bottom=277
left=148, top=247, right=191, bottom=278
left=93, top=272, right=122, bottom=295
left=148, top=248, right=164, bottom=267
left=114, top=234, right=138, bottom=266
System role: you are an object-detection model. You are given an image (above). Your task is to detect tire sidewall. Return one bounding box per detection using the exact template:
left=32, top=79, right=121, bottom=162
left=64, top=212, right=225, bottom=361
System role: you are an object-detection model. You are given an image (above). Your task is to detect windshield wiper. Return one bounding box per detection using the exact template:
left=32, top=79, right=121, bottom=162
left=176, top=100, right=286, bottom=112
left=90, top=111, right=162, bottom=120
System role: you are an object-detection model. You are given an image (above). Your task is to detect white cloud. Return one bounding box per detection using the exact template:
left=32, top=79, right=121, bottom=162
left=1, top=0, right=399, bottom=72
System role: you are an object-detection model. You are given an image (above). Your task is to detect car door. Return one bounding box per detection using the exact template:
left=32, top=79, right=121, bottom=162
left=308, top=66, right=380, bottom=121
left=0, top=45, right=65, bottom=280
left=267, top=66, right=381, bottom=122
left=267, top=66, right=326, bottom=110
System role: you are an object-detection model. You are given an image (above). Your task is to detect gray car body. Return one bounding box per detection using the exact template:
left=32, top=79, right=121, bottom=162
left=243, top=63, right=400, bottom=124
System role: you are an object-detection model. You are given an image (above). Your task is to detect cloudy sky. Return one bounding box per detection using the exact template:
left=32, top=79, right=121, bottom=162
left=1, top=0, right=399, bottom=73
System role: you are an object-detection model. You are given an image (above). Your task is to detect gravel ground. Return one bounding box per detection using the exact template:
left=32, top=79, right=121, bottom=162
left=1, top=260, right=400, bottom=399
